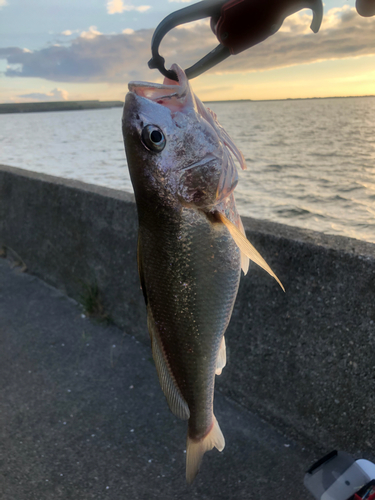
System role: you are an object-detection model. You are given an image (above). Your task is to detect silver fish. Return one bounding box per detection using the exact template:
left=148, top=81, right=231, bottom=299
left=122, top=65, right=283, bottom=482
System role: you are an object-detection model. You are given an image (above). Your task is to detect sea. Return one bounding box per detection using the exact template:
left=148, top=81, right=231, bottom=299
left=1, top=96, right=374, bottom=244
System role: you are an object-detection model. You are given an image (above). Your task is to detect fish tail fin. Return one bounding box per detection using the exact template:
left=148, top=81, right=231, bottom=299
left=186, top=416, right=225, bottom=484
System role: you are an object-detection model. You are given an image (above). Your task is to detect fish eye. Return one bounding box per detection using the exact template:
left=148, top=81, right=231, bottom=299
left=141, top=125, right=166, bottom=153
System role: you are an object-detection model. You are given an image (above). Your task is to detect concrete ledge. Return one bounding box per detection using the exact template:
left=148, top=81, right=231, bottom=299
left=1, top=164, right=374, bottom=456
left=0, top=258, right=315, bottom=499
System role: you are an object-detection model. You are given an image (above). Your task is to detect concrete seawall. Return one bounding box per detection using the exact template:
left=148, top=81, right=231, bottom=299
left=1, top=164, right=374, bottom=457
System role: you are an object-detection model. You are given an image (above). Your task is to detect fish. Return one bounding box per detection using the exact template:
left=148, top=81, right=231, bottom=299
left=122, top=64, right=283, bottom=483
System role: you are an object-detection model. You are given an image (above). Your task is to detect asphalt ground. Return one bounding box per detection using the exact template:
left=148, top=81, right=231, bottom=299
left=0, top=257, right=317, bottom=499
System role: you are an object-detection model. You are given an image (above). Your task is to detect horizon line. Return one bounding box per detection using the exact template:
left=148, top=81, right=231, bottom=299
left=1, top=93, right=374, bottom=108
left=203, top=94, right=375, bottom=104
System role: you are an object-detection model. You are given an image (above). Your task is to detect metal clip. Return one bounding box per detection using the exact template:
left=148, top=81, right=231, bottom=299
left=148, top=0, right=324, bottom=81
left=148, top=0, right=230, bottom=81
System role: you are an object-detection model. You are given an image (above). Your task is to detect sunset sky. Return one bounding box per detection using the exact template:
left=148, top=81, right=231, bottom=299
left=1, top=0, right=375, bottom=102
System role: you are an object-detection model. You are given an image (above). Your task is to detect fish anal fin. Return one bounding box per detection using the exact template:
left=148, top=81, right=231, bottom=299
left=186, top=415, right=225, bottom=484
left=215, top=336, right=226, bottom=376
left=217, top=212, right=285, bottom=291
left=147, top=310, right=190, bottom=421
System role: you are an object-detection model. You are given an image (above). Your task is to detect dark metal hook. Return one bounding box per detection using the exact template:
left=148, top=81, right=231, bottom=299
left=148, top=0, right=324, bottom=81
left=148, top=0, right=230, bottom=81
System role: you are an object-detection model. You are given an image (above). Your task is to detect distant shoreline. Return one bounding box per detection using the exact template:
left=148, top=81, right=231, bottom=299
left=1, top=94, right=374, bottom=114
left=0, top=100, right=124, bottom=114
left=205, top=94, right=375, bottom=104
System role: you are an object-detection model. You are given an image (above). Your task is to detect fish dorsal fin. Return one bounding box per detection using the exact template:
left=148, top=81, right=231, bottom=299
left=215, top=336, right=226, bottom=376
left=147, top=309, right=190, bottom=421
left=217, top=212, right=285, bottom=291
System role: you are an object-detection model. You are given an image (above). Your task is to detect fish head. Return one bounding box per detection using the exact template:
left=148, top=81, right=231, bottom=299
left=123, top=65, right=245, bottom=210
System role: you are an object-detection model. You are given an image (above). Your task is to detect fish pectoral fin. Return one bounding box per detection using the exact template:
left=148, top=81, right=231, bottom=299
left=147, top=309, right=190, bottom=421
left=186, top=415, right=225, bottom=484
left=215, top=336, right=226, bottom=376
left=217, top=212, right=285, bottom=292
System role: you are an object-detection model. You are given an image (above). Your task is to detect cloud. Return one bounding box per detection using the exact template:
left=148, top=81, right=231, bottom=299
left=61, top=29, right=80, bottom=36
left=18, top=88, right=69, bottom=101
left=0, top=0, right=7, bottom=8
left=279, top=5, right=353, bottom=34
left=175, top=19, right=210, bottom=30
left=80, top=26, right=102, bottom=39
left=0, top=31, right=153, bottom=82
left=107, top=0, right=150, bottom=14
left=0, top=8, right=374, bottom=84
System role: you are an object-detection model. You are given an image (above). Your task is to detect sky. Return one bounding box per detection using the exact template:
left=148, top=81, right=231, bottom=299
left=1, top=0, right=375, bottom=102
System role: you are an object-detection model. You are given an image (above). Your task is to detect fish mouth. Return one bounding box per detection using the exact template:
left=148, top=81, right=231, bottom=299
left=128, top=64, right=184, bottom=95
left=128, top=64, right=194, bottom=113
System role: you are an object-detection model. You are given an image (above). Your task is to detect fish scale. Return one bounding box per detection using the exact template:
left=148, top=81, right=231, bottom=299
left=138, top=205, right=241, bottom=438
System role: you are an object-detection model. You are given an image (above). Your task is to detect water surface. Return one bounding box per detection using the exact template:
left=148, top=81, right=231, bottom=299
left=1, top=97, right=374, bottom=243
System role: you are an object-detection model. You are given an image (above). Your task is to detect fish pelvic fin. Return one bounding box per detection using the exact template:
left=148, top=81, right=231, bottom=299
left=215, top=336, right=226, bottom=376
left=147, top=309, right=190, bottom=421
left=238, top=218, right=250, bottom=275
left=186, top=416, right=225, bottom=484
left=216, top=212, right=285, bottom=292
left=240, top=251, right=250, bottom=276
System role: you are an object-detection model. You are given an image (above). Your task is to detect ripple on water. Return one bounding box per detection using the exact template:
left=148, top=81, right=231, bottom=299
left=1, top=98, right=375, bottom=243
